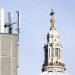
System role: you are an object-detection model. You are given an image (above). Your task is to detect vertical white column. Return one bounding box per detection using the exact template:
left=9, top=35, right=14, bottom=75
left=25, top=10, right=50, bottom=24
left=0, top=8, right=4, bottom=33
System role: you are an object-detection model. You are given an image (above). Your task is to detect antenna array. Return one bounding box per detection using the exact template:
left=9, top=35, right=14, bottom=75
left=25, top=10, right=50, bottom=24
left=4, top=11, right=20, bottom=42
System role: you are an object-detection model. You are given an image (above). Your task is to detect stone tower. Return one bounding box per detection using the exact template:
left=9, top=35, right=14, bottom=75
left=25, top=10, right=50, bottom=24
left=39, top=10, right=70, bottom=75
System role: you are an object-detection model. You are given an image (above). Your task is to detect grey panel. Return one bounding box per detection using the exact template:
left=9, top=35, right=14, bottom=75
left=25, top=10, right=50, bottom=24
left=1, top=57, right=11, bottom=75
left=12, top=57, right=17, bottom=75
left=0, top=34, right=18, bottom=75
left=1, top=35, right=7, bottom=56
left=1, top=34, right=11, bottom=56
left=11, top=35, right=17, bottom=57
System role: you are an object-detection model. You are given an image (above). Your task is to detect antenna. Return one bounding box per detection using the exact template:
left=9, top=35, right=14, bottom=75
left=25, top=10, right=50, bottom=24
left=4, top=12, right=14, bottom=34
left=16, top=11, right=20, bottom=42
left=8, top=12, right=12, bottom=34
left=4, top=11, right=20, bottom=41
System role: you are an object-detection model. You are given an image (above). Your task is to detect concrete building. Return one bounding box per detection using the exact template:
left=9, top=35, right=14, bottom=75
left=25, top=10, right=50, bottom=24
left=0, top=9, right=19, bottom=75
left=39, top=10, right=70, bottom=75
left=0, top=34, right=18, bottom=75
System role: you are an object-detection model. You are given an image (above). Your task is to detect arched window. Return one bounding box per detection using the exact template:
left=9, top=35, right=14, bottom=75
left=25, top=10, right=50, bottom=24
left=59, top=48, right=60, bottom=59
left=55, top=48, right=58, bottom=57
left=49, top=48, right=50, bottom=58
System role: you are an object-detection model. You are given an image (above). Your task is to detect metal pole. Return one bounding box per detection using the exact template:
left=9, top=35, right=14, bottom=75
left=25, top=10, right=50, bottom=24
left=16, top=11, right=20, bottom=42
left=8, top=12, right=12, bottom=34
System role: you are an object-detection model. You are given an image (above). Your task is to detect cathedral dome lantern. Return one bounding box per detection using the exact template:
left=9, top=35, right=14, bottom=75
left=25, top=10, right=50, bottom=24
left=39, top=9, right=70, bottom=74
left=38, top=9, right=70, bottom=75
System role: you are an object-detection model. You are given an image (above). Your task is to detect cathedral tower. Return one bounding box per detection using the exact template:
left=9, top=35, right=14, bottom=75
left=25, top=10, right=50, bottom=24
left=40, top=10, right=70, bottom=75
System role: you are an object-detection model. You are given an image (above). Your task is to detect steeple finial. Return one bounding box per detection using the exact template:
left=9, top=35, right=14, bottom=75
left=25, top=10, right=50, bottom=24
left=50, top=9, right=55, bottom=30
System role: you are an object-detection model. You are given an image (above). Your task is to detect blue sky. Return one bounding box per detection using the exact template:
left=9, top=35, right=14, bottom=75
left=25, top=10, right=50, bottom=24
left=0, top=0, right=75, bottom=75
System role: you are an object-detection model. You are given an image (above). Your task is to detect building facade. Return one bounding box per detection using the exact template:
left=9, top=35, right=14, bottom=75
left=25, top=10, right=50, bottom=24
left=0, top=33, right=18, bottom=75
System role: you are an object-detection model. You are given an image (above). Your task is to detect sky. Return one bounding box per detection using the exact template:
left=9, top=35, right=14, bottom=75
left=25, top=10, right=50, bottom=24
left=0, top=0, right=75, bottom=75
